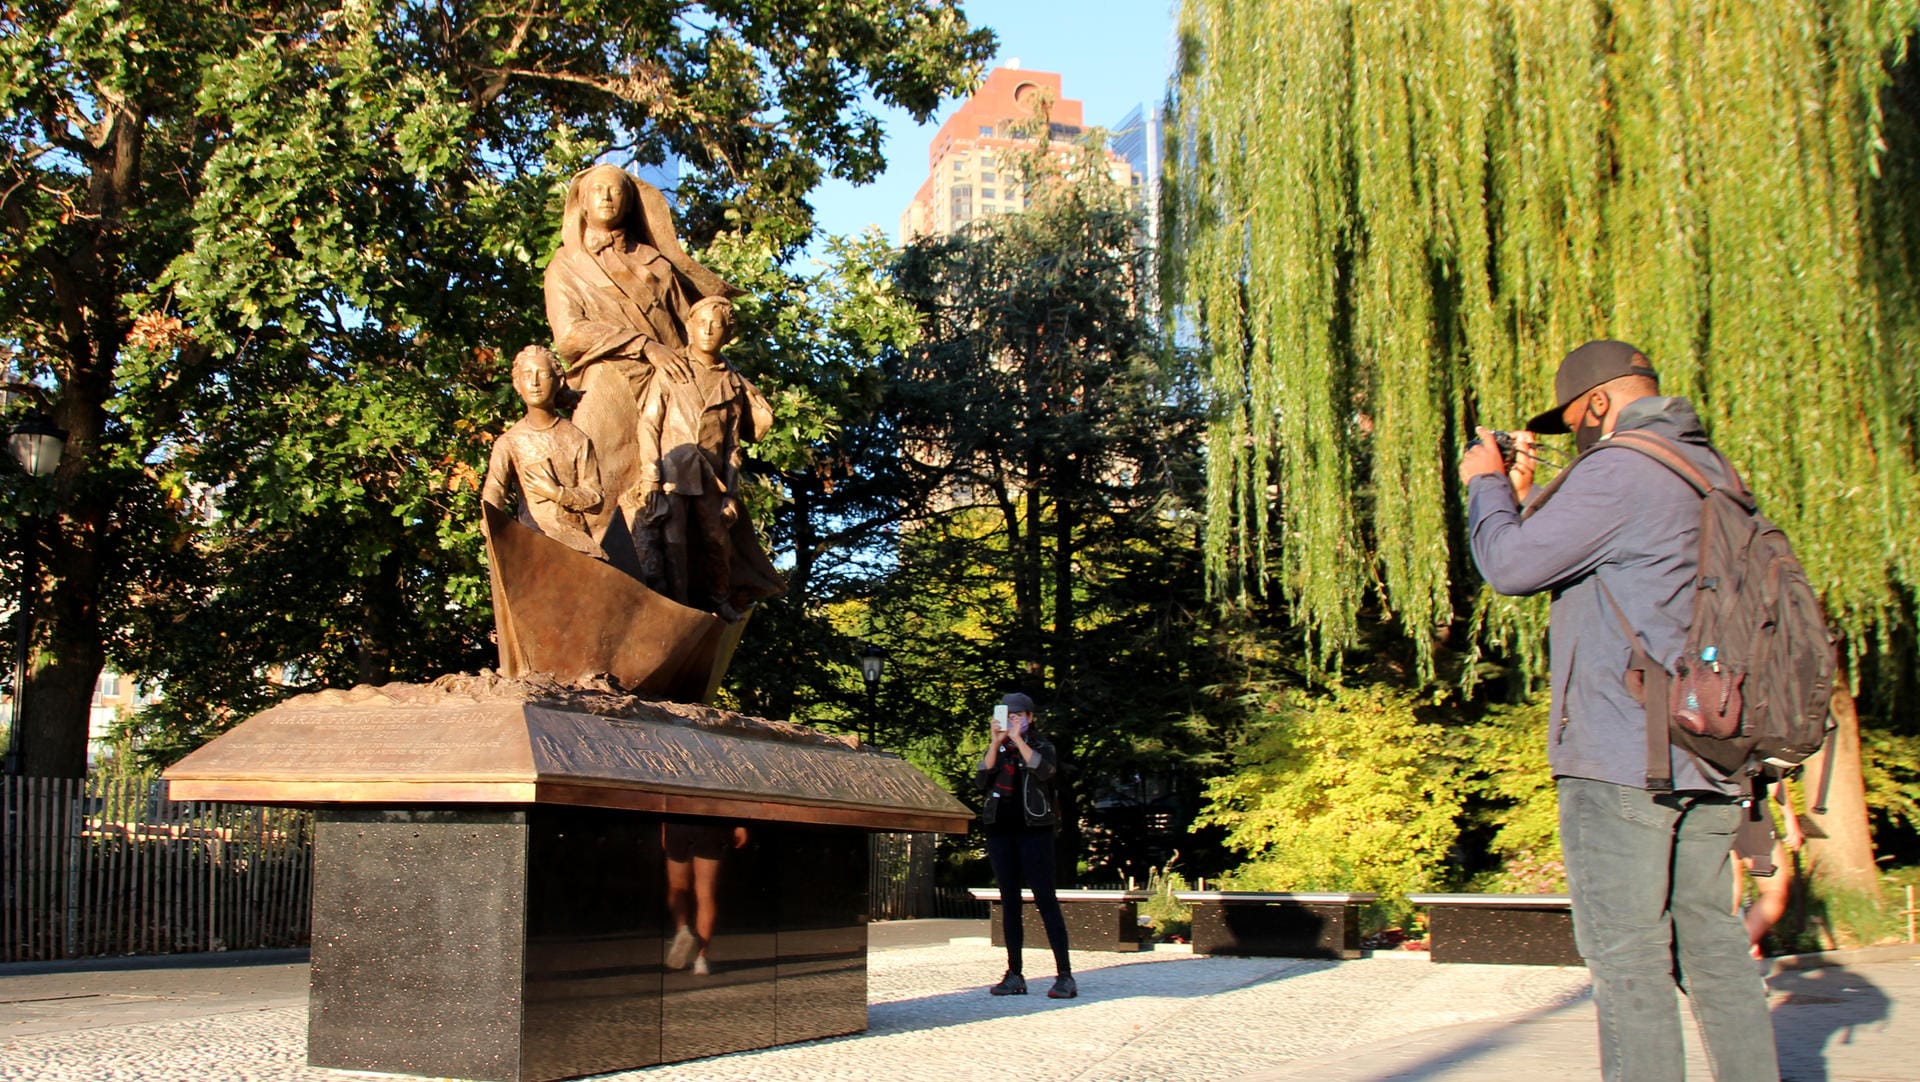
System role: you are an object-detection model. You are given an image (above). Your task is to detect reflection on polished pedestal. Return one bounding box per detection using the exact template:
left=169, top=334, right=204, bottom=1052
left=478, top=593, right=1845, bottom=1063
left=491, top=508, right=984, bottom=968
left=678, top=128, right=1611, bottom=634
left=162, top=680, right=970, bottom=1082
left=307, top=807, right=876, bottom=1081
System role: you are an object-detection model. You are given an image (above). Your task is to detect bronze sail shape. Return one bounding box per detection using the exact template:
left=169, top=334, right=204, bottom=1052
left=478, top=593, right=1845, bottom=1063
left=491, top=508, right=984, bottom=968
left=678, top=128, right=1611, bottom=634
left=482, top=501, right=745, bottom=702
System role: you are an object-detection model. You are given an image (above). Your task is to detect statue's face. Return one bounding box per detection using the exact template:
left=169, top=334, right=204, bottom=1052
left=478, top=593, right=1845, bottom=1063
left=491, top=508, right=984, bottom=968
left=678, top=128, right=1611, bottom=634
left=583, top=171, right=629, bottom=229
left=686, top=305, right=732, bottom=354
left=513, top=355, right=560, bottom=409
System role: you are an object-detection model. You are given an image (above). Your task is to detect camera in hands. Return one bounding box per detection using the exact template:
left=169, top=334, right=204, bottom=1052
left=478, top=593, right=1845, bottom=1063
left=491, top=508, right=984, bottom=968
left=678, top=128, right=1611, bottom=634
left=1469, top=430, right=1522, bottom=469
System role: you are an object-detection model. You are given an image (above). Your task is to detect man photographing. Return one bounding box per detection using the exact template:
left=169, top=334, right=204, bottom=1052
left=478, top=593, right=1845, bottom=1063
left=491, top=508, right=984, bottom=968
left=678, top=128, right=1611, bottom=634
left=1460, top=340, right=1778, bottom=1081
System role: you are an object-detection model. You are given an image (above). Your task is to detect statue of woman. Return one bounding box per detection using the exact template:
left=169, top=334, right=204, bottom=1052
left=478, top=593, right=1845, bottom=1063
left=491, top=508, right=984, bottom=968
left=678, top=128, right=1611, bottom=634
left=543, top=164, right=739, bottom=570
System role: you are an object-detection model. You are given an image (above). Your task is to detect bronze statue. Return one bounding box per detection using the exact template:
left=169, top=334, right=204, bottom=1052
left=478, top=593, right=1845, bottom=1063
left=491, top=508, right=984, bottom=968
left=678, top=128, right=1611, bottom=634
left=544, top=163, right=738, bottom=561
left=631, top=296, right=782, bottom=618
left=481, top=165, right=784, bottom=696
left=481, top=345, right=608, bottom=561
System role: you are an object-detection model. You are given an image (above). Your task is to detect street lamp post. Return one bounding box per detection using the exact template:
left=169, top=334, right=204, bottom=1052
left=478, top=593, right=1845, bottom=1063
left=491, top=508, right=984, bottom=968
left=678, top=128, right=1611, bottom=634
left=5, top=408, right=65, bottom=777
left=858, top=644, right=886, bottom=748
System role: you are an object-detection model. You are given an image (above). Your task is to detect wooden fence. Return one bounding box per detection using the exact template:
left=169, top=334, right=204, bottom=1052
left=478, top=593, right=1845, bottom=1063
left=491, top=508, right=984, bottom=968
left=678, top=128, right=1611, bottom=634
left=870, top=831, right=986, bottom=921
left=1, top=774, right=314, bottom=962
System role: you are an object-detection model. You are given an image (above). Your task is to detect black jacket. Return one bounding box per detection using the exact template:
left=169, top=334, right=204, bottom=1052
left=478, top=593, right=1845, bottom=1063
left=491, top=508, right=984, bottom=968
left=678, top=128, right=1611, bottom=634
left=974, top=730, right=1058, bottom=829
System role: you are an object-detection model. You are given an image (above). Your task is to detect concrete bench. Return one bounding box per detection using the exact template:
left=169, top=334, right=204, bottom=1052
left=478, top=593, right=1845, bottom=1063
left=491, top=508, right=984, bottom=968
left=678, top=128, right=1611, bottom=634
left=1407, top=893, right=1580, bottom=965
left=968, top=888, right=1150, bottom=952
left=1171, top=891, right=1375, bottom=958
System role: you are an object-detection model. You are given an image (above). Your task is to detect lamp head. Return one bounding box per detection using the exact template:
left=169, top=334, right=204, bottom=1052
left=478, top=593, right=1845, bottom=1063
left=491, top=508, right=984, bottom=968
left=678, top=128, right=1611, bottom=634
left=8, top=411, right=66, bottom=478
left=858, top=644, right=886, bottom=686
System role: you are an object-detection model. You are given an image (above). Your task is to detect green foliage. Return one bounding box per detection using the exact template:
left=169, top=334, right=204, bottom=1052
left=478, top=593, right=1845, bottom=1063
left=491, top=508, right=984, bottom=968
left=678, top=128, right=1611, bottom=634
left=1138, top=863, right=1192, bottom=940
left=705, top=228, right=928, bottom=723
left=1861, top=728, right=1920, bottom=837
left=0, top=0, right=994, bottom=770
left=1165, top=0, right=1920, bottom=680
left=1454, top=694, right=1565, bottom=893
left=1197, top=684, right=1463, bottom=896
left=1793, top=876, right=1910, bottom=951
left=860, top=143, right=1228, bottom=874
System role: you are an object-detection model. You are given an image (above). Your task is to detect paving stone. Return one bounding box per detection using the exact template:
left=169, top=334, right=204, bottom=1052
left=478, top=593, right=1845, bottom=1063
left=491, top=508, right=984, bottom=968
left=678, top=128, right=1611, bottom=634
left=2, top=937, right=1913, bottom=1082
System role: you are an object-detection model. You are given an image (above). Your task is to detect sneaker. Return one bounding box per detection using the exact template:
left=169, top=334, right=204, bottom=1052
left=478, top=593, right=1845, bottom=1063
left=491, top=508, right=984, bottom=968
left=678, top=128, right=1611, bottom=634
left=666, top=926, right=697, bottom=970
left=1047, top=975, right=1078, bottom=999
left=692, top=954, right=711, bottom=976
left=988, top=970, right=1027, bottom=996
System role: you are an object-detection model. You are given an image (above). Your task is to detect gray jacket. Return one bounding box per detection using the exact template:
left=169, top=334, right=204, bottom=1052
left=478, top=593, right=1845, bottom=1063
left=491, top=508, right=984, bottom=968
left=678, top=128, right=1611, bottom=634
left=1467, top=396, right=1739, bottom=793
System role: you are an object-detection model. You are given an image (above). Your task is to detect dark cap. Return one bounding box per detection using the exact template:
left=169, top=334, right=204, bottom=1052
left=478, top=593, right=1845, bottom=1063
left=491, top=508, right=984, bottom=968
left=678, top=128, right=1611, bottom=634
left=1526, top=340, right=1659, bottom=434
left=1000, top=692, right=1036, bottom=714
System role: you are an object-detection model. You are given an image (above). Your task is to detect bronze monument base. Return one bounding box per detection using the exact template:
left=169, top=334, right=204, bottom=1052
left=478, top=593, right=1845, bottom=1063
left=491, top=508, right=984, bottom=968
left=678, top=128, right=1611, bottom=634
left=163, top=677, right=970, bottom=1081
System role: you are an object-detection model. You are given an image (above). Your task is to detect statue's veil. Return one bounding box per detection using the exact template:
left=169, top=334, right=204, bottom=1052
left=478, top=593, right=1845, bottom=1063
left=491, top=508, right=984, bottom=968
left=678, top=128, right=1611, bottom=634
left=560, top=165, right=739, bottom=299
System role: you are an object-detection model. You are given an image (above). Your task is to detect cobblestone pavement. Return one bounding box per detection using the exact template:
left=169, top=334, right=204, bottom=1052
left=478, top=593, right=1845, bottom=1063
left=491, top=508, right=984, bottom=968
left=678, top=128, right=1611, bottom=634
left=1, top=937, right=1913, bottom=1081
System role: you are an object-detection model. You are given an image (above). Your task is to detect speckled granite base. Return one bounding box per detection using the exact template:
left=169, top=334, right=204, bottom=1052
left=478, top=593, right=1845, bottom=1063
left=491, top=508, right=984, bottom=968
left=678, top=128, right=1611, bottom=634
left=986, top=898, right=1145, bottom=952
left=1425, top=904, right=1581, bottom=966
left=1187, top=900, right=1362, bottom=959
left=307, top=808, right=867, bottom=1081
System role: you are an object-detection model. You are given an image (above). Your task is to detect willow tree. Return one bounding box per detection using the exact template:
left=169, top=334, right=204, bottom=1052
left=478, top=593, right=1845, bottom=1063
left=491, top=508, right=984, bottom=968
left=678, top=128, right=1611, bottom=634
left=1165, top=1, right=1920, bottom=893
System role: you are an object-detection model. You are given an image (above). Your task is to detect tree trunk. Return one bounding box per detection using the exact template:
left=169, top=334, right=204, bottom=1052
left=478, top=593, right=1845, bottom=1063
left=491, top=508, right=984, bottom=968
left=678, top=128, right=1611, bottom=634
left=1800, top=683, right=1881, bottom=899
left=786, top=474, right=816, bottom=599
left=1051, top=465, right=1080, bottom=885
left=19, top=508, right=111, bottom=778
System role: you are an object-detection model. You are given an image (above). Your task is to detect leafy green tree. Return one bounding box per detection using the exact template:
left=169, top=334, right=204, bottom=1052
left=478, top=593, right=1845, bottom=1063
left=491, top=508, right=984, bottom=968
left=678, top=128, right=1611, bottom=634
left=1453, top=696, right=1564, bottom=893
left=0, top=0, right=993, bottom=775
left=1196, top=684, right=1464, bottom=898
left=876, top=140, right=1225, bottom=879
left=701, top=228, right=928, bottom=724
left=1164, top=0, right=1920, bottom=891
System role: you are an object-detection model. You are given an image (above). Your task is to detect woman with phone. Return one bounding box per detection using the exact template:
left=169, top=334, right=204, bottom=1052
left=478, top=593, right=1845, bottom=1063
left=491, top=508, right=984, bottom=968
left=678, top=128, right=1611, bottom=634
left=975, top=692, right=1075, bottom=999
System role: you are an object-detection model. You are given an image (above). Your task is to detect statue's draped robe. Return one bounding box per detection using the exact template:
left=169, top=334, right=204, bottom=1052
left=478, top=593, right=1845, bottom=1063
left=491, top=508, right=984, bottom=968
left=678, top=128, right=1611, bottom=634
left=545, top=231, right=695, bottom=572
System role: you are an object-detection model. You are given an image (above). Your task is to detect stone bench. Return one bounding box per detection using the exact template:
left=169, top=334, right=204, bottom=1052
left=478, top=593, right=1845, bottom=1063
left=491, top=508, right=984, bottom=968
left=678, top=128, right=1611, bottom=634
left=968, top=888, right=1150, bottom=952
left=1171, top=891, right=1375, bottom=958
left=1407, top=893, right=1581, bottom=965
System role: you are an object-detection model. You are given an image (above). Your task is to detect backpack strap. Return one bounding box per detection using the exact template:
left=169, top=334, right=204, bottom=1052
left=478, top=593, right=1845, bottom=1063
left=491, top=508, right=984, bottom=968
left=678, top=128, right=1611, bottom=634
left=1602, top=430, right=1757, bottom=509
left=1595, top=577, right=1675, bottom=791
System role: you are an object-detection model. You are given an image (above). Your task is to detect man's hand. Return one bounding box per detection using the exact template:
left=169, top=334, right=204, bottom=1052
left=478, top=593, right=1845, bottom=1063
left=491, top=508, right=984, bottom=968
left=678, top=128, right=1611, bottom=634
left=1507, top=431, right=1538, bottom=503
left=1459, top=426, right=1508, bottom=486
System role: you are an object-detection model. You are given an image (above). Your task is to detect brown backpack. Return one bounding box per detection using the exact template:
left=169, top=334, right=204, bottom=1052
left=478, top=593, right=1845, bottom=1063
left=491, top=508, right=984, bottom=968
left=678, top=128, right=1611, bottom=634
left=1591, top=432, right=1838, bottom=788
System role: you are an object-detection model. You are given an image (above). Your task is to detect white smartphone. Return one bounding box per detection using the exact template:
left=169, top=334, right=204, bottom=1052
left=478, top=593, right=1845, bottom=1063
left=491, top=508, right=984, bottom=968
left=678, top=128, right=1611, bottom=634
left=992, top=704, right=1009, bottom=731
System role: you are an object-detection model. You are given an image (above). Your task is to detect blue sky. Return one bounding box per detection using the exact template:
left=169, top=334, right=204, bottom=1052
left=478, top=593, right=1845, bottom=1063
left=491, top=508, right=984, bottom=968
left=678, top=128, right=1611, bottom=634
left=805, top=0, right=1180, bottom=249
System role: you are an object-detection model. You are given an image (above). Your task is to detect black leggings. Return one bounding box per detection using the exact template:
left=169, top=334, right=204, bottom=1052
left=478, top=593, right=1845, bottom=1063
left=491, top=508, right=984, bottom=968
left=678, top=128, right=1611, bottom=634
left=985, top=829, right=1071, bottom=976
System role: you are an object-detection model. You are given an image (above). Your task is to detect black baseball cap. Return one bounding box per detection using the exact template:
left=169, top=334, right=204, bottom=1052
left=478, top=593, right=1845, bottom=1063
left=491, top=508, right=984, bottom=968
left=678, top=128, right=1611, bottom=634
left=1526, top=340, right=1660, bottom=434
left=1000, top=692, right=1036, bottom=714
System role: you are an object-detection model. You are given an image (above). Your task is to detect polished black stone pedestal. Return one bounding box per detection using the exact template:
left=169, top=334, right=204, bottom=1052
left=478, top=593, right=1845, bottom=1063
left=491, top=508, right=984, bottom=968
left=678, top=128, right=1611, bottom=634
left=970, top=889, right=1149, bottom=952
left=1173, top=891, right=1373, bottom=958
left=308, top=807, right=868, bottom=1082
left=163, top=682, right=971, bottom=1081
left=1408, top=893, right=1581, bottom=965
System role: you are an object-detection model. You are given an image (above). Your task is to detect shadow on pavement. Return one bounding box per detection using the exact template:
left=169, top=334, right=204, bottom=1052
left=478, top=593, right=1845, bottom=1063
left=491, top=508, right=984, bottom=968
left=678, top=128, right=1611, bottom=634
left=867, top=953, right=1338, bottom=1035
left=0, top=948, right=310, bottom=979
left=1770, top=964, right=1890, bottom=1082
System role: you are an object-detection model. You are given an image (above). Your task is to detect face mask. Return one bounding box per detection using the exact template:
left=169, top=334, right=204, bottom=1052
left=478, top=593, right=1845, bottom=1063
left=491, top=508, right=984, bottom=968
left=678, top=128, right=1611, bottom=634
left=1574, top=396, right=1608, bottom=453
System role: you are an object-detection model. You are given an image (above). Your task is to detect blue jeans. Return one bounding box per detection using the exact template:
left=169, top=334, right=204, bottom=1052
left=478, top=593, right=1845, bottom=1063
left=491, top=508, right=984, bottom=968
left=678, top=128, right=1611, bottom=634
left=1558, top=777, right=1779, bottom=1082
